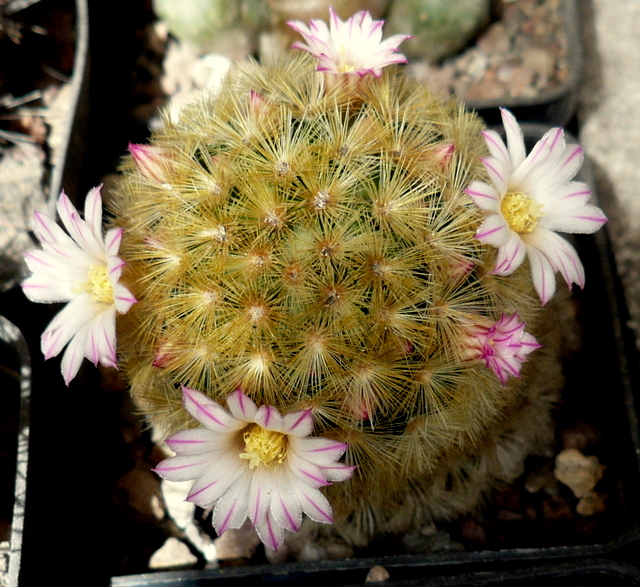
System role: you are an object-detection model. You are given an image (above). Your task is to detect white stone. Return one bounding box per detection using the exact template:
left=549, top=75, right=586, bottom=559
left=148, top=537, right=198, bottom=569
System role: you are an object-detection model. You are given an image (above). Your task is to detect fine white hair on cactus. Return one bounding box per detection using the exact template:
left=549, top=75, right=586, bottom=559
left=466, top=108, right=607, bottom=305
left=21, top=187, right=137, bottom=385
left=154, top=386, right=355, bottom=550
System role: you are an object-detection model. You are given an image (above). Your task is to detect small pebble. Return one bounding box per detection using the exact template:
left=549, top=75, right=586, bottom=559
left=554, top=448, right=606, bottom=499
left=576, top=491, right=607, bottom=516
left=366, top=565, right=391, bottom=582
left=148, top=537, right=198, bottom=569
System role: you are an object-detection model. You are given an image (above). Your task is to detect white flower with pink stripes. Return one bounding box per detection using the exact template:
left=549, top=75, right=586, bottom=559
left=466, top=108, right=607, bottom=304
left=21, top=187, right=136, bottom=385
left=288, top=8, right=410, bottom=78
left=154, top=387, right=355, bottom=551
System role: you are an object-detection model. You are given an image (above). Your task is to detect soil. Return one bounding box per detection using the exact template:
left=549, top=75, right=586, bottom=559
left=1, top=0, right=638, bottom=584
left=408, top=0, right=571, bottom=105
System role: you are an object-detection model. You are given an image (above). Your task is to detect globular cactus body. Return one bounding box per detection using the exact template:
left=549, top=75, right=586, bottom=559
left=113, top=53, right=559, bottom=543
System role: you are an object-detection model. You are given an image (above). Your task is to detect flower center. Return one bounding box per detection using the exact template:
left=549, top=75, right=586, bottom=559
left=337, top=45, right=356, bottom=73
left=239, top=424, right=287, bottom=469
left=85, top=265, right=114, bottom=304
left=500, top=192, right=542, bottom=234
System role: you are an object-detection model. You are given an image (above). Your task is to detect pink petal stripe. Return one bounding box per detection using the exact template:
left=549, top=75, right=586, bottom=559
left=154, top=459, right=211, bottom=473
left=481, top=130, right=508, bottom=162
left=167, top=439, right=211, bottom=451
left=116, top=295, right=138, bottom=308
left=217, top=501, right=238, bottom=534
left=33, top=210, right=56, bottom=242
left=476, top=224, right=504, bottom=240
left=252, top=486, right=263, bottom=524
left=481, top=158, right=505, bottom=186
left=307, top=441, right=348, bottom=453
left=284, top=410, right=312, bottom=434
left=105, top=228, right=123, bottom=255
left=109, top=258, right=126, bottom=276
left=300, top=491, right=333, bottom=523
left=561, top=187, right=591, bottom=199
left=465, top=187, right=498, bottom=201
left=294, top=464, right=331, bottom=487
left=183, top=387, right=233, bottom=429
left=278, top=496, right=300, bottom=531
left=24, top=250, right=52, bottom=268
left=263, top=514, right=280, bottom=551
left=187, top=478, right=220, bottom=500
left=559, top=144, right=583, bottom=170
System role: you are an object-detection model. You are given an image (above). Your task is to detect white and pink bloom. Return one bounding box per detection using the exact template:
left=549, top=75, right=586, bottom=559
left=288, top=8, right=410, bottom=78
left=466, top=108, right=607, bottom=304
left=465, top=313, right=541, bottom=386
left=154, top=387, right=355, bottom=551
left=21, top=187, right=137, bottom=385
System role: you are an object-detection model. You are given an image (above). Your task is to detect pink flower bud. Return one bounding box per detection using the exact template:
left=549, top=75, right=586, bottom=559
left=129, top=143, right=172, bottom=184
left=464, top=313, right=541, bottom=386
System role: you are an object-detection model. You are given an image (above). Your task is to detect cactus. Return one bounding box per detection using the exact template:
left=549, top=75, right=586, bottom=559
left=22, top=9, right=605, bottom=550
left=111, top=47, right=554, bottom=543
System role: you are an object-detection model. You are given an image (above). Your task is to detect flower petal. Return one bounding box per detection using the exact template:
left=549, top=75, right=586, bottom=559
left=465, top=180, right=501, bottom=213
left=541, top=202, right=607, bottom=234
left=57, top=192, right=105, bottom=262
left=290, top=477, right=334, bottom=524
left=270, top=478, right=302, bottom=532
left=153, top=455, right=217, bottom=482
left=165, top=428, right=220, bottom=455
left=481, top=129, right=509, bottom=170
left=247, top=466, right=272, bottom=526
left=501, top=108, right=526, bottom=169
left=282, top=410, right=313, bottom=437
left=182, top=387, right=246, bottom=432
left=113, top=282, right=138, bottom=314
left=524, top=243, right=557, bottom=305
left=187, top=456, right=246, bottom=508
left=213, top=474, right=251, bottom=534
left=60, top=322, right=92, bottom=386
left=41, top=296, right=97, bottom=360
left=492, top=231, right=526, bottom=276
left=254, top=405, right=285, bottom=432
left=551, top=143, right=584, bottom=184
left=226, top=388, right=258, bottom=422
left=84, top=185, right=104, bottom=241
left=85, top=305, right=117, bottom=367
left=287, top=450, right=332, bottom=488
left=255, top=510, right=284, bottom=551
left=475, top=214, right=511, bottom=247
left=481, top=157, right=508, bottom=196
left=289, top=437, right=348, bottom=467
left=526, top=229, right=585, bottom=291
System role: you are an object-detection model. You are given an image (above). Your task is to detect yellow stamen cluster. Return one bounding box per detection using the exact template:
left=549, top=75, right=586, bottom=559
left=85, top=265, right=113, bottom=304
left=501, top=192, right=542, bottom=234
left=239, top=424, right=288, bottom=469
